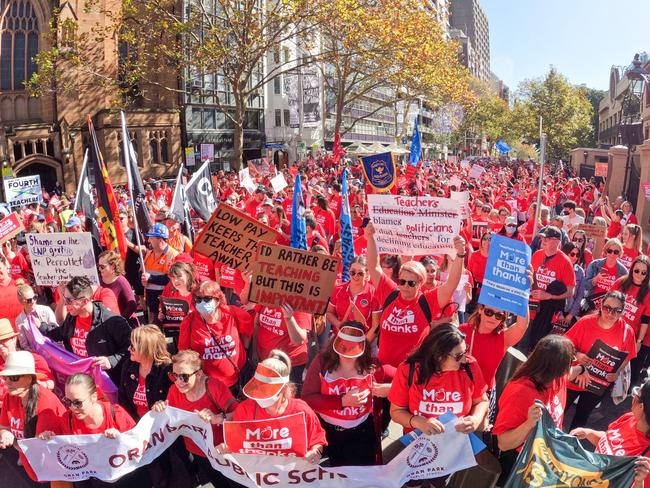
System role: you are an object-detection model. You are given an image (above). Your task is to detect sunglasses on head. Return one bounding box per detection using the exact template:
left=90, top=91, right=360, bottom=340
left=602, top=304, right=623, bottom=314
left=606, top=249, right=620, bottom=255
left=449, top=349, right=467, bottom=362
left=168, top=370, right=201, bottom=383
left=634, top=269, right=648, bottom=276
left=483, top=308, right=506, bottom=320
left=193, top=295, right=214, bottom=304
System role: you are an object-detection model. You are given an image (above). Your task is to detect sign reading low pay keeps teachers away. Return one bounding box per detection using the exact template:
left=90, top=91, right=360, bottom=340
left=479, top=234, right=531, bottom=317
left=367, top=194, right=461, bottom=257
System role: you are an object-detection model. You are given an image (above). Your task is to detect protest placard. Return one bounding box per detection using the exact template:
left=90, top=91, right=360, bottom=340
left=200, top=144, right=214, bottom=162
left=471, top=221, right=490, bottom=241
left=450, top=191, right=470, bottom=220
left=367, top=194, right=462, bottom=257
left=577, top=223, right=606, bottom=260
left=478, top=234, right=531, bottom=317
left=595, top=162, right=608, bottom=177
left=223, top=412, right=308, bottom=456
left=3, top=175, right=42, bottom=207
left=468, top=164, right=485, bottom=180
left=449, top=176, right=462, bottom=189
left=270, top=173, right=288, bottom=193
left=193, top=203, right=280, bottom=272
left=396, top=175, right=409, bottom=188
left=642, top=182, right=650, bottom=201
left=580, top=339, right=628, bottom=396
left=238, top=168, right=257, bottom=194
left=249, top=242, right=339, bottom=314
left=0, top=213, right=24, bottom=244
left=26, top=232, right=99, bottom=286
left=160, top=297, right=190, bottom=325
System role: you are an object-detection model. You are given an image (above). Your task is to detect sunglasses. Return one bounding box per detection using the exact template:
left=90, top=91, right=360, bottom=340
left=449, top=349, right=467, bottom=362
left=483, top=308, right=506, bottom=320
left=63, top=295, right=88, bottom=305
left=168, top=370, right=201, bottom=383
left=5, top=375, right=25, bottom=382
left=602, top=304, right=623, bottom=314
left=63, top=397, right=88, bottom=410
left=569, top=252, right=580, bottom=258
left=398, top=278, right=418, bottom=288
left=606, top=249, right=620, bottom=255
left=482, top=236, right=492, bottom=241
left=633, top=269, right=648, bottom=276
left=572, top=238, right=585, bottom=243
left=505, top=224, right=517, bottom=228
left=22, top=296, right=37, bottom=303
left=349, top=271, right=365, bottom=277
left=193, top=295, right=215, bottom=304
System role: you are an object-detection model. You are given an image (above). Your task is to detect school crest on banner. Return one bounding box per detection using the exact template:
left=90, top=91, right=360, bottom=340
left=360, top=152, right=397, bottom=192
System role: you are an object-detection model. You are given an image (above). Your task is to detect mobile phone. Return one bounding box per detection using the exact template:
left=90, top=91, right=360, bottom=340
left=360, top=217, right=370, bottom=228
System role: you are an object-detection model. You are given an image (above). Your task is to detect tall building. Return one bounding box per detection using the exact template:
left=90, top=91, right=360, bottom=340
left=0, top=0, right=181, bottom=194
left=450, top=0, right=490, bottom=81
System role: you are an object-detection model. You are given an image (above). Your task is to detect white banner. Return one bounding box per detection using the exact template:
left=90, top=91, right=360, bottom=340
left=4, top=175, right=42, bottom=207
left=368, top=195, right=461, bottom=257
left=19, top=407, right=476, bottom=486
left=468, top=164, right=485, bottom=180
left=26, top=232, right=100, bottom=286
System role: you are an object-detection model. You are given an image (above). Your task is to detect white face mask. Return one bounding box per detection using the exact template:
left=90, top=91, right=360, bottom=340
left=255, top=389, right=282, bottom=409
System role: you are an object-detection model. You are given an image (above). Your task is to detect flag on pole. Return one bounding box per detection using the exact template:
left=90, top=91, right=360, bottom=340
left=495, top=140, right=511, bottom=154
left=170, top=164, right=194, bottom=242
left=185, top=161, right=217, bottom=221
left=409, top=117, right=421, bottom=167
left=87, top=116, right=127, bottom=259
left=339, top=168, right=354, bottom=282
left=120, top=112, right=152, bottom=235
left=360, top=152, right=397, bottom=193
left=73, top=149, right=101, bottom=243
left=332, top=130, right=346, bottom=164
left=290, top=174, right=308, bottom=250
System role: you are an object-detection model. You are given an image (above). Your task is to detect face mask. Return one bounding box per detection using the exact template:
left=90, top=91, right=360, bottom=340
left=196, top=299, right=217, bottom=316
left=255, top=390, right=282, bottom=409
left=505, top=226, right=516, bottom=236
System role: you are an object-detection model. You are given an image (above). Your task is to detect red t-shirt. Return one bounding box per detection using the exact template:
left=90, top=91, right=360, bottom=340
left=9, top=253, right=30, bottom=281
left=592, top=262, right=620, bottom=298
left=314, top=208, right=336, bottom=238
left=467, top=251, right=488, bottom=285
left=596, top=412, right=650, bottom=473
left=564, top=314, right=637, bottom=392
left=329, top=282, right=380, bottom=332
left=0, top=280, right=23, bottom=329
left=0, top=385, right=66, bottom=439
left=531, top=250, right=576, bottom=292
left=167, top=378, right=236, bottom=456
left=388, top=358, right=487, bottom=427
left=375, top=274, right=442, bottom=368
left=459, top=324, right=505, bottom=389
left=620, top=248, right=640, bottom=270
left=70, top=314, right=92, bottom=357
left=159, top=286, right=193, bottom=327
left=607, top=221, right=622, bottom=239
left=92, top=287, right=120, bottom=315
left=612, top=278, right=650, bottom=339
left=232, top=398, right=327, bottom=451
left=133, top=375, right=149, bottom=418
left=178, top=308, right=253, bottom=387
left=492, top=376, right=567, bottom=440
left=255, top=306, right=311, bottom=366
left=42, top=401, right=134, bottom=435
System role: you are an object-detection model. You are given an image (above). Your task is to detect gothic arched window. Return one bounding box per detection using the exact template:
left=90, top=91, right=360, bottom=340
left=0, top=0, right=39, bottom=91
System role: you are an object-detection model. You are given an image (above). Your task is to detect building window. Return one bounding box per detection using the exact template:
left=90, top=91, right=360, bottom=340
left=275, top=109, right=281, bottom=127
left=283, top=109, right=290, bottom=126
left=0, top=0, right=39, bottom=91
left=273, top=46, right=280, bottom=64
left=274, top=76, right=281, bottom=95
left=149, top=137, right=159, bottom=165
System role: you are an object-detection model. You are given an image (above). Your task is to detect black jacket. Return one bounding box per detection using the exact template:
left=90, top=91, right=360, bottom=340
left=40, top=302, right=131, bottom=382
left=119, top=359, right=172, bottom=419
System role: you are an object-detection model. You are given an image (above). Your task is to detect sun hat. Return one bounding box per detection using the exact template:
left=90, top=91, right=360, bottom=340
left=333, top=325, right=366, bottom=358
left=242, top=363, right=289, bottom=400
left=0, top=319, right=18, bottom=342
left=0, top=351, right=36, bottom=377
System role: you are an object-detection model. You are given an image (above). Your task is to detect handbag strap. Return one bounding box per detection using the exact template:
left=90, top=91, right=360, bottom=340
left=202, top=316, right=241, bottom=374
left=204, top=377, right=225, bottom=414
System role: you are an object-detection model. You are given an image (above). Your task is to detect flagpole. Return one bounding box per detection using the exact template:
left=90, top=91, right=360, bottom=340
left=120, top=112, right=146, bottom=273
left=73, top=149, right=89, bottom=213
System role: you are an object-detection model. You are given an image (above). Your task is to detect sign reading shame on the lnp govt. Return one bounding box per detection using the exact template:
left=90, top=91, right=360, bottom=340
left=4, top=175, right=42, bottom=207
left=478, top=234, right=531, bottom=317
left=367, top=194, right=461, bottom=257
left=250, top=243, right=339, bottom=314
left=193, top=203, right=280, bottom=271
left=26, top=232, right=99, bottom=286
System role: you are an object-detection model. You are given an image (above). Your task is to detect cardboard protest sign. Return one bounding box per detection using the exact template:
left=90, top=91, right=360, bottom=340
left=4, top=175, right=42, bottom=207
left=595, top=163, right=608, bottom=177
left=26, top=232, right=99, bottom=286
left=577, top=223, right=606, bottom=260
left=270, top=173, right=288, bottom=193
left=448, top=176, right=462, bottom=189
left=0, top=213, right=24, bottom=244
left=450, top=191, right=470, bottom=220
left=200, top=144, right=213, bottom=162
left=160, top=297, right=190, bottom=325
left=193, top=203, right=280, bottom=272
left=223, top=412, right=308, bottom=456
left=249, top=242, right=339, bottom=314
left=478, top=235, right=531, bottom=317
left=471, top=221, right=490, bottom=241
left=367, top=194, right=462, bottom=257
left=579, top=339, right=628, bottom=396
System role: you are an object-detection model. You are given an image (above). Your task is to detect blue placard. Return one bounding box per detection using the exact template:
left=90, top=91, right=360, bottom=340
left=478, top=234, right=531, bottom=317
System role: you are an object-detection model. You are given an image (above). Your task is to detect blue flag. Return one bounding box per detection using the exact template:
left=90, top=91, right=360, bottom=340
left=409, top=118, right=421, bottom=167
left=495, top=140, right=511, bottom=154
left=360, top=152, right=397, bottom=192
left=290, top=174, right=308, bottom=250
left=339, top=169, right=355, bottom=282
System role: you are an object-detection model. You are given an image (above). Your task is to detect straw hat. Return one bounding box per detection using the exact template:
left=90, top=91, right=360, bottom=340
left=0, top=318, right=18, bottom=342
left=242, top=363, right=289, bottom=401
left=333, top=325, right=366, bottom=358
left=0, top=351, right=36, bottom=377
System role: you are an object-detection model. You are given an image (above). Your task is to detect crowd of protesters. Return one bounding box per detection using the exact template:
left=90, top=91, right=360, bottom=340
left=1, top=155, right=650, bottom=487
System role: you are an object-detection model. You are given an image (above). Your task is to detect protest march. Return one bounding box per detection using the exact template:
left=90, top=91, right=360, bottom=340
left=2, top=113, right=650, bottom=488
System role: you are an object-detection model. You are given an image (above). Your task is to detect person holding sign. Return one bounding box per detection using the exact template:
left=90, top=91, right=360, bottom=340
left=225, top=350, right=327, bottom=462
left=302, top=322, right=389, bottom=466
left=159, top=262, right=196, bottom=347
left=364, top=223, right=465, bottom=379
left=583, top=239, right=628, bottom=313
left=565, top=291, right=637, bottom=429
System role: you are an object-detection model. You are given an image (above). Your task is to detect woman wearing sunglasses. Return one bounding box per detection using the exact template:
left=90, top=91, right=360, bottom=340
left=178, top=280, right=253, bottom=392
left=364, top=223, right=465, bottom=380
left=557, top=243, right=588, bottom=329
left=583, top=238, right=627, bottom=312
left=389, top=324, right=488, bottom=488
left=569, top=228, right=592, bottom=268
left=97, top=250, right=138, bottom=321
left=564, top=291, right=637, bottom=429
left=152, top=350, right=239, bottom=488
left=14, top=284, right=58, bottom=352
left=620, top=224, right=643, bottom=270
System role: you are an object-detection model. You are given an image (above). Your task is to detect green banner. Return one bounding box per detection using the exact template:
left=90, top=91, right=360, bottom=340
left=504, top=402, right=637, bottom=487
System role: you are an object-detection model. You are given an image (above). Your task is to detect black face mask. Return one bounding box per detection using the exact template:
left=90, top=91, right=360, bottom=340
left=562, top=210, right=570, bottom=215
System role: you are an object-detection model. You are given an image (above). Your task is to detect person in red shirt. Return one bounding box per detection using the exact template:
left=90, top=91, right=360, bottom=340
left=178, top=280, right=253, bottom=391
left=621, top=201, right=638, bottom=226
left=0, top=254, right=24, bottom=329
left=494, top=335, right=582, bottom=452
left=244, top=186, right=266, bottom=219
left=0, top=319, right=54, bottom=389
left=313, top=195, right=337, bottom=240
left=364, top=223, right=465, bottom=379
left=389, top=324, right=488, bottom=487
left=225, top=350, right=327, bottom=462
left=621, top=224, right=643, bottom=270
left=152, top=350, right=238, bottom=488
left=467, top=230, right=491, bottom=311
left=570, top=229, right=592, bottom=268
left=328, top=182, right=343, bottom=219
left=302, top=322, right=389, bottom=466
left=565, top=291, right=637, bottom=430
left=570, top=381, right=650, bottom=488
left=159, top=261, right=196, bottom=347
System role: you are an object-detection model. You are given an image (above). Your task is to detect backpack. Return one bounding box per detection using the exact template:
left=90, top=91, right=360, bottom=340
left=382, top=289, right=433, bottom=325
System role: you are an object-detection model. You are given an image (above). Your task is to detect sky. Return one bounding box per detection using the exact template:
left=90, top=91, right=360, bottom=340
left=481, top=0, right=650, bottom=93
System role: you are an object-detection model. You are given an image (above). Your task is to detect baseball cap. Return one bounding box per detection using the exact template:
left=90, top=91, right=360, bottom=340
left=146, top=223, right=169, bottom=240
left=505, top=216, right=517, bottom=226
left=64, top=216, right=81, bottom=228
left=539, top=226, right=561, bottom=239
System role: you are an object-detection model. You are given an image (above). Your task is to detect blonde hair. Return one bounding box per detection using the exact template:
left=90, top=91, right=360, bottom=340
left=261, top=349, right=294, bottom=399
left=172, top=349, right=202, bottom=371
left=131, top=325, right=172, bottom=365
left=17, top=284, right=34, bottom=300
left=604, top=238, right=623, bottom=254
left=624, top=224, right=643, bottom=253
left=400, top=261, right=427, bottom=283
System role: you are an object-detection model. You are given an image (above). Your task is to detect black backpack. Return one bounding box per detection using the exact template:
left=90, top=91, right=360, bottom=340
left=381, top=289, right=433, bottom=325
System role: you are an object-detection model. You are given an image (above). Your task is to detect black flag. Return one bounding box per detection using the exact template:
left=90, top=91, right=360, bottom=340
left=73, top=149, right=101, bottom=241
left=185, top=161, right=216, bottom=221
left=170, top=164, right=194, bottom=241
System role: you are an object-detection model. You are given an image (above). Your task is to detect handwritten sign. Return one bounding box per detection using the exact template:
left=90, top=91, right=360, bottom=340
left=468, top=164, right=485, bottom=180
left=193, top=203, right=280, bottom=271
left=367, top=195, right=461, bottom=257
left=270, top=173, right=288, bottom=193
left=577, top=223, right=606, bottom=259
left=26, top=232, right=99, bottom=286
left=249, top=243, right=339, bottom=314
left=0, top=213, right=24, bottom=244
left=4, top=175, right=42, bottom=207
left=223, top=412, right=308, bottom=456
left=595, top=163, right=608, bottom=177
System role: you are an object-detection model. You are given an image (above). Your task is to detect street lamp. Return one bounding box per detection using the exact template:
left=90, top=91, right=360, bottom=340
left=583, top=150, right=588, bottom=167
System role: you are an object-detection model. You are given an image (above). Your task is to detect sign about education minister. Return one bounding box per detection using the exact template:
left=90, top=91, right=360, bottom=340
left=26, top=232, right=99, bottom=286
left=367, top=195, right=461, bottom=257
left=249, top=243, right=340, bottom=315
left=478, top=235, right=531, bottom=317
left=4, top=174, right=42, bottom=207
left=193, top=203, right=280, bottom=272
left=223, top=412, right=308, bottom=457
